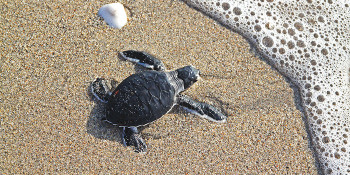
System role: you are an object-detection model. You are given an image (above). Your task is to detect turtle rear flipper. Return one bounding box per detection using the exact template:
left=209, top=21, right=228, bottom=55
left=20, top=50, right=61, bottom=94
left=177, top=95, right=227, bottom=123
left=122, top=127, right=147, bottom=153
left=119, top=50, right=165, bottom=71
left=91, top=78, right=111, bottom=103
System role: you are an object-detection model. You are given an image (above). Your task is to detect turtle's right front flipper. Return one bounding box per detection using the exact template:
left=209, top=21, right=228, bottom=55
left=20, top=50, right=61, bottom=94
left=177, top=95, right=227, bottom=123
left=119, top=50, right=165, bottom=71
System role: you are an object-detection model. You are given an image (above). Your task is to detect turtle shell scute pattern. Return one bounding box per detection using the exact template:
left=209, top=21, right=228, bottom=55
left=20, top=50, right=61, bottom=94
left=106, top=71, right=176, bottom=126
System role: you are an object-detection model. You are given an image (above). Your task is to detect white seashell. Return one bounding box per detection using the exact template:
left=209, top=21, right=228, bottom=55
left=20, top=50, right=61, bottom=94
left=98, top=3, right=127, bottom=29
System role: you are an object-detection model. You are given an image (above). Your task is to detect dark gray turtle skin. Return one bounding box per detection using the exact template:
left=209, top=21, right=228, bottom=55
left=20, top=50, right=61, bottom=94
left=91, top=50, right=226, bottom=152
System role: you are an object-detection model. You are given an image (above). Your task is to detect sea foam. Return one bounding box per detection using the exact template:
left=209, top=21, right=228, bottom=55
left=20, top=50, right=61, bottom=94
left=182, top=0, right=350, bottom=174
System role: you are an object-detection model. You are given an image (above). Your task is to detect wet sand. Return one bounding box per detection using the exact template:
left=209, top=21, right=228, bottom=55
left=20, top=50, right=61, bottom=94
left=1, top=0, right=317, bottom=174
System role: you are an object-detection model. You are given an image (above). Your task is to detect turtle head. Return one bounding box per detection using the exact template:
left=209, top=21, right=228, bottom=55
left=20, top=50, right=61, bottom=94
left=176, top=65, right=200, bottom=90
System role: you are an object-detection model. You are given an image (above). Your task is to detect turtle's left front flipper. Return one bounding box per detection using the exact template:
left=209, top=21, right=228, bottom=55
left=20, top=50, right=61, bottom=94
left=177, top=95, right=227, bottom=123
left=119, top=50, right=165, bottom=71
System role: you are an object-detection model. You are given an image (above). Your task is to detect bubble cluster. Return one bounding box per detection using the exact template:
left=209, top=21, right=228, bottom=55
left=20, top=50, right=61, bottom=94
left=183, top=0, right=349, bottom=174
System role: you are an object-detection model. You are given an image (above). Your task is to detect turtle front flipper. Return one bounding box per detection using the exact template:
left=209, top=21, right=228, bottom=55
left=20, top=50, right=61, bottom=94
left=91, top=78, right=111, bottom=103
left=122, top=127, right=147, bottom=153
left=119, top=50, right=165, bottom=71
left=177, top=95, right=227, bottom=123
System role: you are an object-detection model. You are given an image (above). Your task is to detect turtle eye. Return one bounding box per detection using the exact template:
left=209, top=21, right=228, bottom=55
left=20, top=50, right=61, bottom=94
left=155, top=64, right=165, bottom=71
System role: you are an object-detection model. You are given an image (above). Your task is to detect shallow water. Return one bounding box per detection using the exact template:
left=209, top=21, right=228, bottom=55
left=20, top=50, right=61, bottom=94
left=182, top=0, right=350, bottom=174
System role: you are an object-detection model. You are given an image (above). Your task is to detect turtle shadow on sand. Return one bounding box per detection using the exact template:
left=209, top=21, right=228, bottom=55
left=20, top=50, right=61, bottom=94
left=86, top=83, right=121, bottom=142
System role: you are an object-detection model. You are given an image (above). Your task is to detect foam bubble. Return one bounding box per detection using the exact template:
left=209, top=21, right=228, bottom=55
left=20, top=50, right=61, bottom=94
left=183, top=0, right=350, bottom=173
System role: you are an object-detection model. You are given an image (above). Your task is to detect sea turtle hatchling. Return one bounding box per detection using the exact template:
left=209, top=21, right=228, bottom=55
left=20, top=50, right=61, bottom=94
left=91, top=50, right=227, bottom=152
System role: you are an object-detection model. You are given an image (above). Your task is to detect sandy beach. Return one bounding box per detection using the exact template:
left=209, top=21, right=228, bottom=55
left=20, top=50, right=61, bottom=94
left=1, top=0, right=317, bottom=173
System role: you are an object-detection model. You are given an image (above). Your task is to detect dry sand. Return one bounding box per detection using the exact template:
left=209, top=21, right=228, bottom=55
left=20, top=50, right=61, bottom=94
left=1, top=0, right=317, bottom=174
